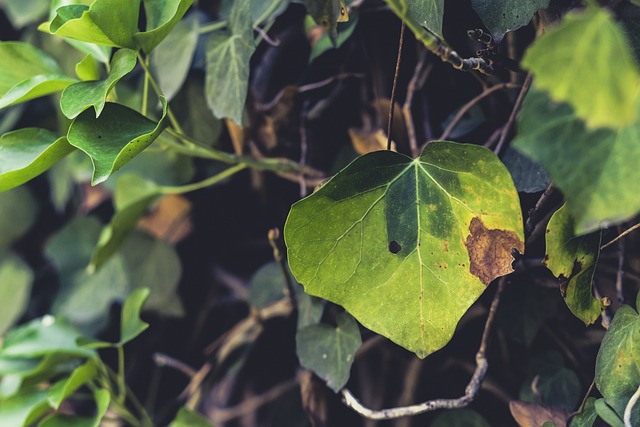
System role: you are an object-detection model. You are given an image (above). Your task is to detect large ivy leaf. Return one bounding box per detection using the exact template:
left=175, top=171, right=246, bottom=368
left=205, top=0, right=255, bottom=125
left=385, top=0, right=444, bottom=39
left=595, top=297, right=640, bottom=426
left=296, top=312, right=361, bottom=392
left=545, top=205, right=604, bottom=325
left=285, top=141, right=524, bottom=357
left=67, top=100, right=169, bottom=185
left=0, top=186, right=38, bottom=248
left=60, top=48, right=137, bottom=119
left=471, top=0, right=549, bottom=43
left=0, top=42, right=76, bottom=109
left=41, top=0, right=140, bottom=49
left=134, top=0, right=195, bottom=53
left=513, top=88, right=640, bottom=234
left=522, top=7, right=640, bottom=129
left=0, top=250, right=33, bottom=336
left=0, top=129, right=74, bottom=192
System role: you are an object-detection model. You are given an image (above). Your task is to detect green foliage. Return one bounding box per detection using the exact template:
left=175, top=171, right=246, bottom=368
left=545, top=205, right=604, bottom=324
left=522, top=7, right=640, bottom=129
left=385, top=0, right=444, bottom=39
left=569, top=397, right=598, bottom=427
left=286, top=141, right=523, bottom=357
left=169, top=407, right=214, bottom=427
left=431, top=409, right=491, bottom=427
left=0, top=251, right=33, bottom=336
left=471, top=0, right=549, bottom=42
left=0, top=186, right=38, bottom=248
left=513, top=88, right=640, bottom=234
left=520, top=352, right=581, bottom=411
left=134, top=0, right=195, bottom=53
left=118, top=287, right=150, bottom=345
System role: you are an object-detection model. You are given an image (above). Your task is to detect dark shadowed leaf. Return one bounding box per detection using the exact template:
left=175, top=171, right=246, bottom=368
left=296, top=312, right=361, bottom=392
left=471, top=0, right=549, bottom=43
left=168, top=407, right=214, bottom=427
left=285, top=141, right=523, bottom=357
left=569, top=397, right=598, bottom=427
left=432, top=409, right=491, bottom=427
left=545, top=205, right=604, bottom=324
left=510, top=401, right=569, bottom=427
left=46, top=360, right=97, bottom=409
left=0, top=250, right=33, bottom=336
left=0, top=186, right=38, bottom=248
left=501, top=146, right=550, bottom=193
left=0, top=129, right=74, bottom=192
left=520, top=352, right=581, bottom=411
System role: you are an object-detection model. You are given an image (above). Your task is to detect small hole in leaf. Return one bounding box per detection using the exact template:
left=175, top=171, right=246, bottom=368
left=388, top=240, right=401, bottom=254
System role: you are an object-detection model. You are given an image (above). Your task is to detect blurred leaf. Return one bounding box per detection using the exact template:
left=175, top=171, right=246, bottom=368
left=621, top=4, right=640, bottom=63
left=296, top=312, right=361, bottom=392
left=0, top=316, right=95, bottom=359
left=0, top=129, right=74, bottom=192
left=0, top=42, right=76, bottom=109
left=0, top=186, right=38, bottom=248
left=520, top=352, right=581, bottom=411
left=151, top=13, right=199, bottom=101
left=205, top=0, right=255, bottom=125
left=510, top=401, right=569, bottom=427
left=513, top=88, right=640, bottom=234
left=308, top=13, right=358, bottom=62
left=471, top=0, right=549, bottom=43
left=46, top=360, right=97, bottom=409
left=545, top=205, right=604, bottom=324
left=64, top=40, right=112, bottom=65
left=522, top=7, right=640, bottom=129
left=61, top=48, right=137, bottom=119
left=501, top=146, right=550, bottom=193
left=138, top=194, right=192, bottom=244
left=39, top=388, right=110, bottom=427
left=45, top=216, right=102, bottom=280
left=67, top=99, right=169, bottom=185
left=285, top=142, right=524, bottom=358
left=0, top=388, right=49, bottom=427
left=595, top=300, right=640, bottom=426
left=594, top=398, right=624, bottom=427
left=119, top=288, right=150, bottom=345
left=74, top=54, right=100, bottom=81
left=41, top=0, right=140, bottom=49
left=134, top=0, right=195, bottom=53
left=432, top=409, right=491, bottom=427
left=302, top=0, right=347, bottom=45
left=168, top=407, right=214, bottom=427
left=249, top=262, right=290, bottom=309
left=0, top=250, right=33, bottom=336
left=1, top=0, right=49, bottom=29
left=385, top=0, right=444, bottom=39
left=172, top=77, right=222, bottom=145
left=569, top=397, right=598, bottom=427
left=112, top=142, right=195, bottom=186
left=297, top=290, right=324, bottom=329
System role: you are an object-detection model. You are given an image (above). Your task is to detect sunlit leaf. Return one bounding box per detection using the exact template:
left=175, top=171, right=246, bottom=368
left=385, top=0, right=445, bottom=39
left=74, top=54, right=100, bottom=81
left=545, top=205, right=604, bottom=324
left=522, top=7, right=640, bottom=129
left=119, top=288, right=150, bottom=346
left=471, top=0, right=549, bottom=43
left=61, top=48, right=137, bottom=119
left=0, top=42, right=75, bottom=109
left=285, top=141, right=523, bottom=357
left=67, top=99, right=169, bottom=185
left=0, top=186, right=38, bottom=248
left=41, top=0, right=140, bottom=49
left=296, top=312, right=361, bottom=392
left=0, top=129, right=74, bottom=192
left=513, top=88, right=640, bottom=234
left=0, top=251, right=33, bottom=336
left=594, top=398, right=625, bottom=427
left=134, top=0, right=195, bottom=53
left=595, top=299, right=640, bottom=426
left=168, top=407, right=214, bottom=427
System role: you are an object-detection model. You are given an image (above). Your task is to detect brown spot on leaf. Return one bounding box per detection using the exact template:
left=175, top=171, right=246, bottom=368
left=465, top=217, right=524, bottom=285
left=442, top=240, right=449, bottom=252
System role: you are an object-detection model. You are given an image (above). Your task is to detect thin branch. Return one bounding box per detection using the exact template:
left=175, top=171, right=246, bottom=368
left=494, top=74, right=532, bottom=155
left=341, top=278, right=506, bottom=419
left=403, top=52, right=431, bottom=157
left=153, top=353, right=196, bottom=378
left=268, top=228, right=297, bottom=309
left=601, top=222, right=640, bottom=250
left=615, top=234, right=625, bottom=305
left=524, top=183, right=554, bottom=236
left=388, top=21, right=406, bottom=151
left=439, top=83, right=520, bottom=140
left=625, top=383, right=640, bottom=427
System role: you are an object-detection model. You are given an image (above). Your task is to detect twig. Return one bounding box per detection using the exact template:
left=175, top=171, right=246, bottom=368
left=268, top=228, right=298, bottom=309
left=153, top=353, right=196, bottom=378
left=625, top=383, right=640, bottom=427
left=403, top=52, right=431, bottom=156
left=601, top=222, right=640, bottom=250
left=439, top=83, right=521, bottom=140
left=341, top=278, right=506, bottom=419
left=524, top=183, right=554, bottom=236
left=575, top=379, right=595, bottom=415
left=615, top=233, right=625, bottom=305
left=494, top=74, right=532, bottom=155
left=388, top=21, right=406, bottom=151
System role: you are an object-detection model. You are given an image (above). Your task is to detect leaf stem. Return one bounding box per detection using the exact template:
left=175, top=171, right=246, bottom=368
left=141, top=56, right=149, bottom=116
left=387, top=21, right=405, bottom=151
left=601, top=222, right=640, bottom=250
left=117, top=346, right=126, bottom=405
left=198, top=19, right=227, bottom=35
left=159, top=164, right=247, bottom=194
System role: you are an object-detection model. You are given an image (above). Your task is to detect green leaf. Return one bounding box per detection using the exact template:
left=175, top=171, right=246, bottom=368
left=0, top=42, right=76, bottom=109
left=134, top=0, right=195, bottom=53
left=46, top=361, right=97, bottom=409
left=501, top=146, right=550, bottom=193
left=594, top=398, right=624, bottom=427
left=119, top=288, right=150, bottom=345
left=0, top=250, right=33, bottom=336
left=249, top=262, right=289, bottom=309
left=74, top=54, right=100, bottom=81
left=569, top=397, right=598, bottom=427
left=168, top=407, right=214, bottom=427
left=595, top=302, right=640, bottom=426
left=1, top=0, right=50, bottom=29
left=42, top=0, right=140, bottom=49
left=544, top=205, right=604, bottom=324
left=296, top=312, right=361, bottom=392
left=432, top=409, right=491, bottom=427
left=0, top=388, right=50, bottom=427
left=67, top=99, right=169, bottom=185
left=39, top=388, right=110, bottom=427
left=0, top=316, right=95, bottom=359
left=151, top=13, right=199, bottom=101
left=520, top=352, right=581, bottom=410
left=90, top=174, right=160, bottom=271
left=285, top=141, right=524, bottom=357
left=0, top=129, right=74, bottom=192
left=45, top=216, right=102, bottom=280
left=0, top=186, right=38, bottom=248
left=522, top=7, right=640, bottom=129
left=470, top=0, right=549, bottom=42
left=61, top=48, right=137, bottom=119
left=308, top=13, right=358, bottom=62
left=205, top=0, right=255, bottom=125
left=303, top=0, right=343, bottom=44
left=513, top=88, right=640, bottom=234
left=385, top=0, right=444, bottom=39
